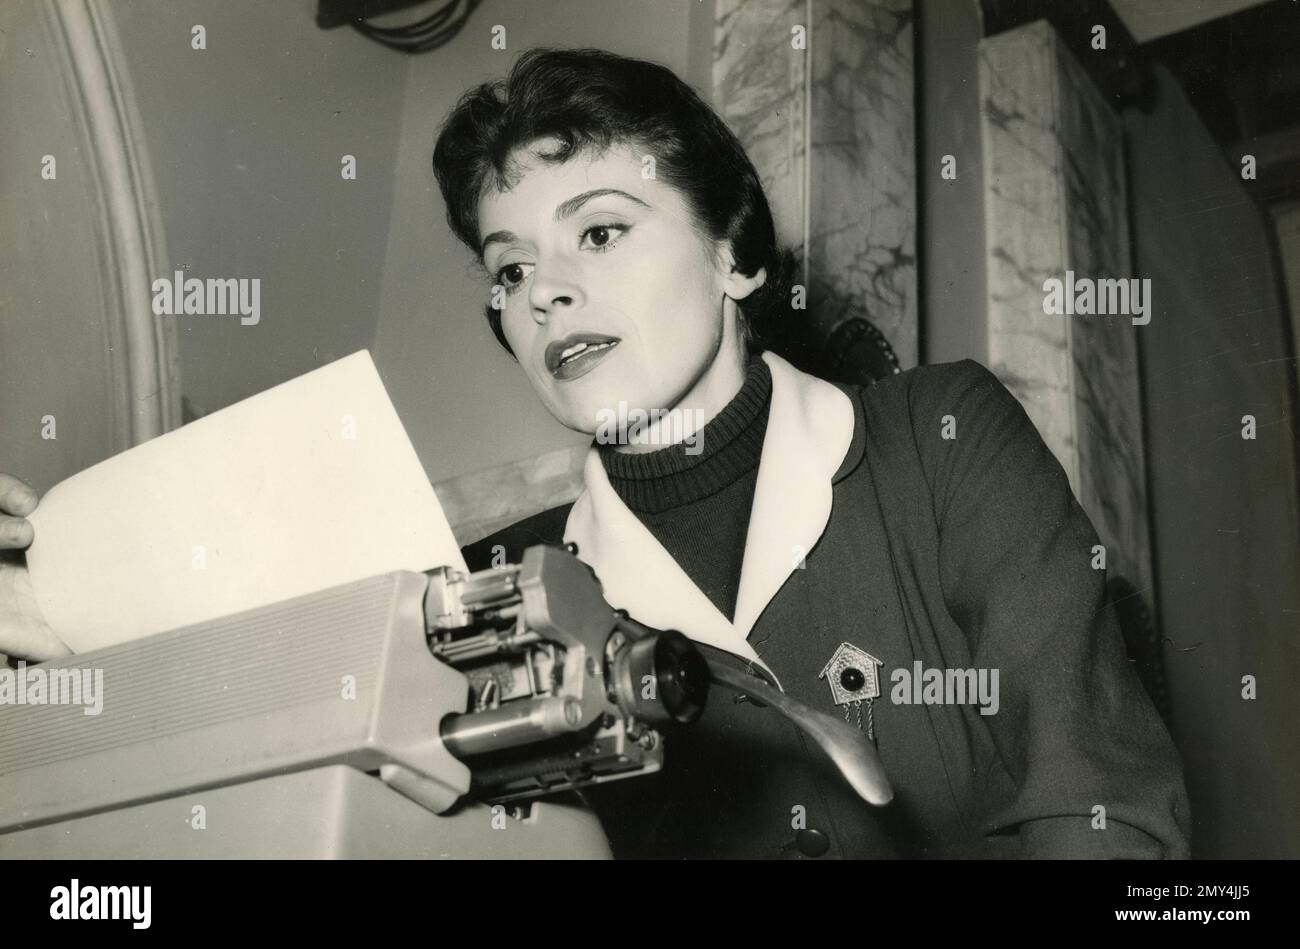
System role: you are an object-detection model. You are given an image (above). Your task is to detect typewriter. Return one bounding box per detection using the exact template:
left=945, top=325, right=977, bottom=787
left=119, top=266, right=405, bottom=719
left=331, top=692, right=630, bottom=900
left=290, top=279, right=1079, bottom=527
left=0, top=544, right=890, bottom=858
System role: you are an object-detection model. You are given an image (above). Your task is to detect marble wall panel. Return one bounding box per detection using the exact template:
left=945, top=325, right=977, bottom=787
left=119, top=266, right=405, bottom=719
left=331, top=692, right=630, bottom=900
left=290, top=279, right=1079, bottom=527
left=715, top=0, right=808, bottom=253
left=715, top=0, right=917, bottom=367
left=979, top=20, right=1154, bottom=604
left=980, top=21, right=1076, bottom=470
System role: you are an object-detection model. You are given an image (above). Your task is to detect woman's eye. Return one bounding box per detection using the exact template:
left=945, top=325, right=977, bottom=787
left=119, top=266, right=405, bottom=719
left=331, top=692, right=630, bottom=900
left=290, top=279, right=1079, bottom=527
left=580, top=223, right=628, bottom=251
left=492, top=225, right=626, bottom=295
left=496, top=261, right=534, bottom=292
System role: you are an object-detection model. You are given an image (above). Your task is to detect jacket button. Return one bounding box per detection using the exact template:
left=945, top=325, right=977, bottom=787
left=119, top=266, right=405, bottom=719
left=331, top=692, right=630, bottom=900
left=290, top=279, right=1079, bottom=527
left=796, top=828, right=830, bottom=857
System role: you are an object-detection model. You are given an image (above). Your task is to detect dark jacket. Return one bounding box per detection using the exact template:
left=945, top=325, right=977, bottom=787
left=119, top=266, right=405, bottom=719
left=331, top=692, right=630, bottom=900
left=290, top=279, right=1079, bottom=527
left=462, top=359, right=1191, bottom=859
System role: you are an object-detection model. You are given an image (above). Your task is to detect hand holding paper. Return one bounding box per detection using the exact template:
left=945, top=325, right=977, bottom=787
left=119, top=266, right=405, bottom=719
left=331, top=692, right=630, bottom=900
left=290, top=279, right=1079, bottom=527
left=23, top=351, right=465, bottom=654
left=0, top=473, right=69, bottom=661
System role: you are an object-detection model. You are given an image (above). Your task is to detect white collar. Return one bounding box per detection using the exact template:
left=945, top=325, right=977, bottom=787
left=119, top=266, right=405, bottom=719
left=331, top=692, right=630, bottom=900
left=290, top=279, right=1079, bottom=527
left=563, top=351, right=855, bottom=687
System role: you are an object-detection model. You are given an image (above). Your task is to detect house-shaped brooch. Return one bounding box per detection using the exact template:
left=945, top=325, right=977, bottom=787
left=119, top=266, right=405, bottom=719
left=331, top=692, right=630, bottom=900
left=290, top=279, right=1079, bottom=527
left=819, top=642, right=883, bottom=707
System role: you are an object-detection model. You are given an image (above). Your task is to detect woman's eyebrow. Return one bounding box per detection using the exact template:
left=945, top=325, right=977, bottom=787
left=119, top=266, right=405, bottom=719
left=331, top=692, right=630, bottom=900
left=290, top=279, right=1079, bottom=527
left=481, top=188, right=650, bottom=257
left=480, top=230, right=518, bottom=258
left=553, top=187, right=650, bottom=221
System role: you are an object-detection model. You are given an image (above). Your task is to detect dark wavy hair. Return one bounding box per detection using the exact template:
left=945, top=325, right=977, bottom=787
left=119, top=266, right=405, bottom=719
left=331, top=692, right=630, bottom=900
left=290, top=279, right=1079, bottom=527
left=432, top=47, right=799, bottom=358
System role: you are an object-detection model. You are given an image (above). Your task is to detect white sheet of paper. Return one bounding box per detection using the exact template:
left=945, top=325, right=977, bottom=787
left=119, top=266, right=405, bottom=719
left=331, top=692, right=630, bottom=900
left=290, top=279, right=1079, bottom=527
left=26, top=350, right=465, bottom=653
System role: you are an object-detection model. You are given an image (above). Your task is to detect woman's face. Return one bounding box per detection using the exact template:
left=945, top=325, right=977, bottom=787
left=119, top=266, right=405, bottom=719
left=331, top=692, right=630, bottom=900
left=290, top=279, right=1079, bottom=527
left=477, top=140, right=763, bottom=437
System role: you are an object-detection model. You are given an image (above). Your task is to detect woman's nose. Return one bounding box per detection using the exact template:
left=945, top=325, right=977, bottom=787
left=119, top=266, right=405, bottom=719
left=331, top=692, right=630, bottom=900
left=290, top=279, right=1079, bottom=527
left=528, top=265, right=584, bottom=323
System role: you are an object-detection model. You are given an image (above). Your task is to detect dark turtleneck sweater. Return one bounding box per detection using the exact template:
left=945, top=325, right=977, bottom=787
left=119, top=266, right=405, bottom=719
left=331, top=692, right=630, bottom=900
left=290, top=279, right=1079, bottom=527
left=597, top=357, right=771, bottom=622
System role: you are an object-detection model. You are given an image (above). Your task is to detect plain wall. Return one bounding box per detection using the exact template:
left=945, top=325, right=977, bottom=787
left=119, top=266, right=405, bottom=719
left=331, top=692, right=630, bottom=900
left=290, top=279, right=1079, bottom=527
left=1, top=1, right=124, bottom=493
left=110, top=0, right=410, bottom=416
left=372, top=0, right=714, bottom=485
left=1125, top=65, right=1300, bottom=858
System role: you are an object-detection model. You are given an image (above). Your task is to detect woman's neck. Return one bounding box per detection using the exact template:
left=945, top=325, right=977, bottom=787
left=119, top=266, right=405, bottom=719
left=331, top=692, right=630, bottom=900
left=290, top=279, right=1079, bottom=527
left=611, top=314, right=754, bottom=454
left=611, top=339, right=750, bottom=454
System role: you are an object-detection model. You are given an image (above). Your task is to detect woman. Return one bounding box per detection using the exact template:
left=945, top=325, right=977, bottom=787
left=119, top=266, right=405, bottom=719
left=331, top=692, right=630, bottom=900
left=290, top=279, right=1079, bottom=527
left=436, top=48, right=1189, bottom=859
left=0, top=47, right=1189, bottom=859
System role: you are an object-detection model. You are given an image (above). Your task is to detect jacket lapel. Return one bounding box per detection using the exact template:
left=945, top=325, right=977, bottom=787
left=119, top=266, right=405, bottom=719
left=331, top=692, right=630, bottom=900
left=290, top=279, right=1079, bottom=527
left=564, top=351, right=856, bottom=686
left=732, top=352, right=856, bottom=635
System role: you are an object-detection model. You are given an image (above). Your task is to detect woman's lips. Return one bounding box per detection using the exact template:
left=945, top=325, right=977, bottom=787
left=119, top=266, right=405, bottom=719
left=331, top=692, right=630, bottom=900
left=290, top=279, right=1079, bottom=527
left=545, top=335, right=621, bottom=382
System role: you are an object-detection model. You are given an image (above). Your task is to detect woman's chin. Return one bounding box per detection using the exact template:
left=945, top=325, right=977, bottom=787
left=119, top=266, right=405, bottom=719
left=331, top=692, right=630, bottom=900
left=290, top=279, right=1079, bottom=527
left=545, top=383, right=645, bottom=434
left=552, top=401, right=647, bottom=442
left=540, top=398, right=610, bottom=438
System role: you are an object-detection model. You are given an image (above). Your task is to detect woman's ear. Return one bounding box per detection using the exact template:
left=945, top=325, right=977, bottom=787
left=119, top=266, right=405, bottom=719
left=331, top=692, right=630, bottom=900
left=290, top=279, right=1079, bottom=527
left=716, top=243, right=768, bottom=302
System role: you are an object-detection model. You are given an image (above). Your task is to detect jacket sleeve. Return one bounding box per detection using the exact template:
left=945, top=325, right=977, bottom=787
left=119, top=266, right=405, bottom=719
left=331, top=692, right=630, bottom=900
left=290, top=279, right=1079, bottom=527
left=911, top=359, right=1191, bottom=858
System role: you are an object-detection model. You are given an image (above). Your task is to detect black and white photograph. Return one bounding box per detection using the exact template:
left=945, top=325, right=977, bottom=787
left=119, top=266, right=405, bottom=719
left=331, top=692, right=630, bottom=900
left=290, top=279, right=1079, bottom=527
left=1, top=0, right=1297, bottom=924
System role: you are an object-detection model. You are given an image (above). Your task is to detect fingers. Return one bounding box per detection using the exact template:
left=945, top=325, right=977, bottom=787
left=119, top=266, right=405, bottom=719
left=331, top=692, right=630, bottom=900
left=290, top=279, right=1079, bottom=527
left=0, top=561, right=70, bottom=661
left=0, top=474, right=39, bottom=517
left=0, top=475, right=38, bottom=551
left=0, top=516, right=35, bottom=550
left=0, top=626, right=72, bottom=662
